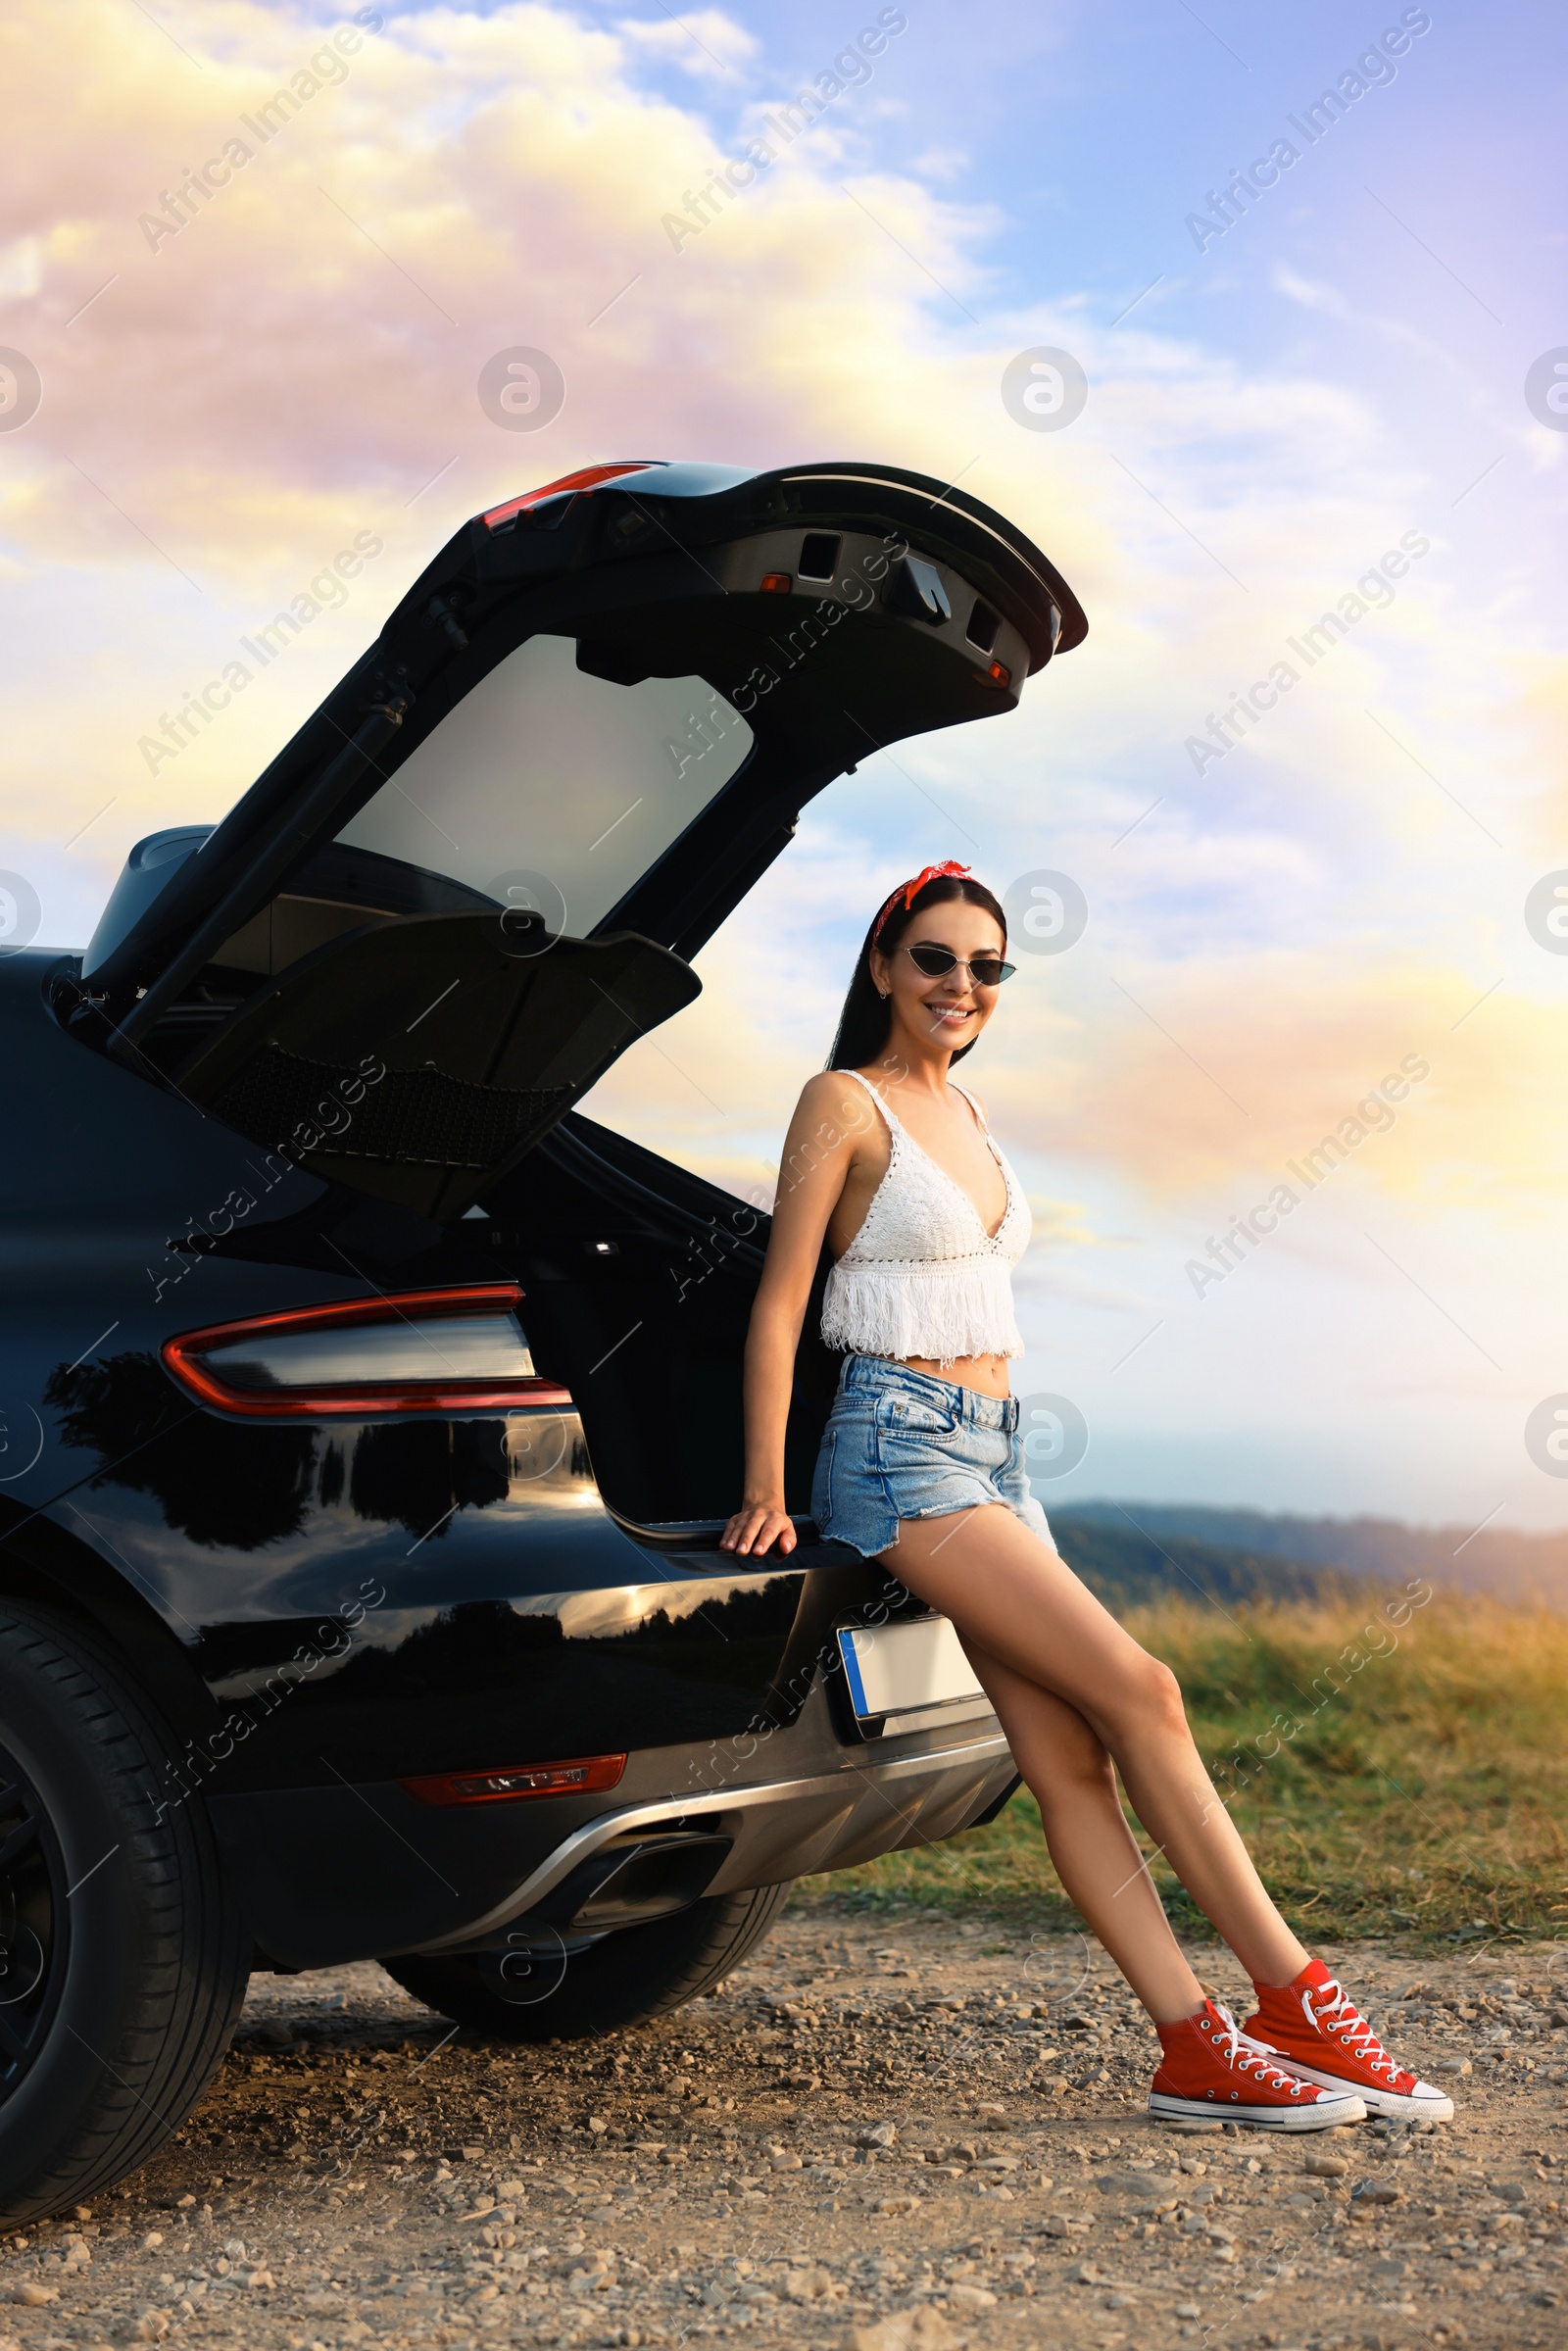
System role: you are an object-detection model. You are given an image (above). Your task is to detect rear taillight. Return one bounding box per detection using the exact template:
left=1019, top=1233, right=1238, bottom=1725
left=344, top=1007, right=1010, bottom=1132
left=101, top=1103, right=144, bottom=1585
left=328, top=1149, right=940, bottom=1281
left=403, top=1754, right=627, bottom=1805
left=162, top=1285, right=570, bottom=1417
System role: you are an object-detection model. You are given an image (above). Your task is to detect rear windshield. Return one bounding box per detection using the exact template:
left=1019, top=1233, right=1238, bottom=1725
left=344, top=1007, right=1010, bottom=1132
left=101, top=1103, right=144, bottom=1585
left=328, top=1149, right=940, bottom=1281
left=334, top=633, right=754, bottom=936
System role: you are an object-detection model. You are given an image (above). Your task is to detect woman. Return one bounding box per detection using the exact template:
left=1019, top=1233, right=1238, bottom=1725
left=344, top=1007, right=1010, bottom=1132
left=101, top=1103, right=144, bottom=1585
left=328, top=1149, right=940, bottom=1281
left=721, top=861, right=1449, bottom=2131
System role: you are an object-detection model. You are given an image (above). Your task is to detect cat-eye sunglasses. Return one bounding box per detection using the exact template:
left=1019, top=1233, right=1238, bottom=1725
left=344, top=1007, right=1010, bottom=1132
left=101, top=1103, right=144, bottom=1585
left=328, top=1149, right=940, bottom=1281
left=901, top=941, right=1016, bottom=987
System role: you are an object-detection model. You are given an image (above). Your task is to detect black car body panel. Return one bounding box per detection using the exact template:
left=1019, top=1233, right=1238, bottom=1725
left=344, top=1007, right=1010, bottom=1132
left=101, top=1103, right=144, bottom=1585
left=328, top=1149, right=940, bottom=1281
left=2, top=456, right=1082, bottom=1986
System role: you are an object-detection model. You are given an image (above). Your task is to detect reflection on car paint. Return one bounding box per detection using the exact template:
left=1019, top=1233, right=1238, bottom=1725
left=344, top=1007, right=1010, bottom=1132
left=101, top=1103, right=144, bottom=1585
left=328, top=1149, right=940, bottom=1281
left=191, top=1576, right=817, bottom=1791
left=45, top=1348, right=595, bottom=1553
left=518, top=1576, right=801, bottom=1641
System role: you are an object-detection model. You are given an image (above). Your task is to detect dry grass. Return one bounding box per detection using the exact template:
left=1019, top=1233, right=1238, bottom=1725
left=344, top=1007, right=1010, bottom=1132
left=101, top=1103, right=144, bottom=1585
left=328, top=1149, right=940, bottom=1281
left=807, top=1590, right=1568, bottom=1945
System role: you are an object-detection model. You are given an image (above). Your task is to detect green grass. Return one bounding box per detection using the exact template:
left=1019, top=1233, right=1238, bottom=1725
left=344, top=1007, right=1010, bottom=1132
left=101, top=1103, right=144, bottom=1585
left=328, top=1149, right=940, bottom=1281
left=804, top=1591, right=1568, bottom=1944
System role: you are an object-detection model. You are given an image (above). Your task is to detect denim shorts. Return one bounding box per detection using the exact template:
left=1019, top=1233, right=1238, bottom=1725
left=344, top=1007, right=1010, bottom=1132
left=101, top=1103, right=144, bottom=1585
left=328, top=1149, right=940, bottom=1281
left=810, top=1355, right=1054, bottom=1559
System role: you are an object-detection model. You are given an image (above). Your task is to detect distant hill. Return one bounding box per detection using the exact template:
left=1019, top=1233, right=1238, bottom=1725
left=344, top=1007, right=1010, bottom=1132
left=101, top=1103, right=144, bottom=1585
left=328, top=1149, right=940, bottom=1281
left=1049, top=1515, right=1341, bottom=1613
left=1058, top=1501, right=1568, bottom=1609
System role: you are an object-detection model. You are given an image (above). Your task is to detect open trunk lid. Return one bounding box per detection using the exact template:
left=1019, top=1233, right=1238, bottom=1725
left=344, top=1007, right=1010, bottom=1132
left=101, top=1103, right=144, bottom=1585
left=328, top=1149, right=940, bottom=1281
left=73, top=459, right=1085, bottom=1221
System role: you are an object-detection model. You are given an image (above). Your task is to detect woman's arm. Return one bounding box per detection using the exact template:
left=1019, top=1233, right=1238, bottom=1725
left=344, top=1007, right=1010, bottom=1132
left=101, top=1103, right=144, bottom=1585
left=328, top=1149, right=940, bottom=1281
left=720, top=1072, right=865, bottom=1557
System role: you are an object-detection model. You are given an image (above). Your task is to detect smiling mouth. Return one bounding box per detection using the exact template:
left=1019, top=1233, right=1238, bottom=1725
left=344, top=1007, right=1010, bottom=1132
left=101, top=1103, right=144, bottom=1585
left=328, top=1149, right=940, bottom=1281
left=925, top=1002, right=974, bottom=1023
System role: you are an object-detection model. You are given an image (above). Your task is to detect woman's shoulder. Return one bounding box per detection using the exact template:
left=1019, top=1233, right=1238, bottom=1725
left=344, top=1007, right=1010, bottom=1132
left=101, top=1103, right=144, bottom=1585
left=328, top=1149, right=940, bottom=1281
left=794, top=1067, right=874, bottom=1122
left=787, top=1069, right=893, bottom=1153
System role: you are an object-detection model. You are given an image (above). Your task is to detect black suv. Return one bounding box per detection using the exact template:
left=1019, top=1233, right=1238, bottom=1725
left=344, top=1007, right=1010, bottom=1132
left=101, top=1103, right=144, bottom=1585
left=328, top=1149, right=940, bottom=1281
left=0, top=458, right=1085, bottom=2220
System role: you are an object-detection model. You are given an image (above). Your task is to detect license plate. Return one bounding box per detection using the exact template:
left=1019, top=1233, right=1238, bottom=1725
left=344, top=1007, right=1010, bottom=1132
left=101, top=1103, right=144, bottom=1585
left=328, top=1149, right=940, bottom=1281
left=835, top=1615, right=988, bottom=1732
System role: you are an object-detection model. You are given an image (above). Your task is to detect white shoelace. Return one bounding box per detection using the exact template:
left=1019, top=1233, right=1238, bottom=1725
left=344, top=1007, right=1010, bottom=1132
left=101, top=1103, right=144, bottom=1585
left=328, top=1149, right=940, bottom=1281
left=1208, top=2003, right=1308, bottom=2093
left=1301, top=1977, right=1401, bottom=2081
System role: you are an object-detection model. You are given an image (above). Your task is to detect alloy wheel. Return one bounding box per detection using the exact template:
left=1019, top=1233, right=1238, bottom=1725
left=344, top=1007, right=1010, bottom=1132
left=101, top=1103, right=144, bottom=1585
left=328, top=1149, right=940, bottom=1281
left=0, top=1741, right=69, bottom=2104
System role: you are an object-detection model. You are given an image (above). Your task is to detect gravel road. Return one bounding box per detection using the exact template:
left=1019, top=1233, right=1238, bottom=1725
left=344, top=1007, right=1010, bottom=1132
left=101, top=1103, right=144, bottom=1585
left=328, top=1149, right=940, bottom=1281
left=3, top=1910, right=1564, bottom=2351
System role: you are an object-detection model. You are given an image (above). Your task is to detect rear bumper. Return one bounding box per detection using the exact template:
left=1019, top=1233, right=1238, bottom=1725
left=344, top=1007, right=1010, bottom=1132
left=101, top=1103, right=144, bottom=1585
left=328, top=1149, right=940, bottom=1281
left=404, top=1726, right=1015, bottom=1954
left=213, top=1704, right=1014, bottom=1970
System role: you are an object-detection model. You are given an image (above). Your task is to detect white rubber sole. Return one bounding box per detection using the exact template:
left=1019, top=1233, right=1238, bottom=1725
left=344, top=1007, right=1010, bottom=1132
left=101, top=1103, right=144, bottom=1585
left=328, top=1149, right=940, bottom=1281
left=1148, top=2087, right=1366, bottom=2131
left=1248, top=2054, right=1454, bottom=2124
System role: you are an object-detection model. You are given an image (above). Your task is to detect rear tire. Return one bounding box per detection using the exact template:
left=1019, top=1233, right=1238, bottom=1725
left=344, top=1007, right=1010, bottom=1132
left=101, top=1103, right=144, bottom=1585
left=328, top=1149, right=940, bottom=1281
left=0, top=1600, right=250, bottom=2222
left=381, top=1880, right=792, bottom=2041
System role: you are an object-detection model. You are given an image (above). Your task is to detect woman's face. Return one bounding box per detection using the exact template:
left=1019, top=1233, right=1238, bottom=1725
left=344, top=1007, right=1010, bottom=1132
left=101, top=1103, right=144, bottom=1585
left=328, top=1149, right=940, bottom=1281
left=869, top=900, right=1009, bottom=1054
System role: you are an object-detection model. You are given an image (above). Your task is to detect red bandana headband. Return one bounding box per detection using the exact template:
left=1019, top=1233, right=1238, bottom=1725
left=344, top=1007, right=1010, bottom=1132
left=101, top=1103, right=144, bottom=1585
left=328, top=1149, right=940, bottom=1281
left=870, top=860, right=973, bottom=947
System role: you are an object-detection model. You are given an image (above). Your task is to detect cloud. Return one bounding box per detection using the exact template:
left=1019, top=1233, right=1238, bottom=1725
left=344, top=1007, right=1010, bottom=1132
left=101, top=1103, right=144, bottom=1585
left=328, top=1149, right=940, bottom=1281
left=0, top=236, right=43, bottom=298
left=909, top=146, right=969, bottom=182
left=985, top=953, right=1568, bottom=1219
left=1270, top=262, right=1353, bottom=318
left=614, top=10, right=758, bottom=79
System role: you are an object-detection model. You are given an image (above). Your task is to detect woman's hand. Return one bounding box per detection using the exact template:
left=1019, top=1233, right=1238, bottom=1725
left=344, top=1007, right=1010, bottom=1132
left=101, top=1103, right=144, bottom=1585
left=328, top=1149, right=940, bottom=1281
left=719, top=1498, right=797, bottom=1557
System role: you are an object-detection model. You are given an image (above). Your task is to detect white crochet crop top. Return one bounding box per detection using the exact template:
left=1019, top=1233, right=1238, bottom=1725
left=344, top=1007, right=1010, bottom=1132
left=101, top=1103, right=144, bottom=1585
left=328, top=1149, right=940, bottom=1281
left=820, top=1069, right=1030, bottom=1363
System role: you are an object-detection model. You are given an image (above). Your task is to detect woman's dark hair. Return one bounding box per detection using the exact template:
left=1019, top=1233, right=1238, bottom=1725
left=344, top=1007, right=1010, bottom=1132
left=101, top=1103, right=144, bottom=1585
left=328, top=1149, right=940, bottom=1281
left=827, top=871, right=1007, bottom=1071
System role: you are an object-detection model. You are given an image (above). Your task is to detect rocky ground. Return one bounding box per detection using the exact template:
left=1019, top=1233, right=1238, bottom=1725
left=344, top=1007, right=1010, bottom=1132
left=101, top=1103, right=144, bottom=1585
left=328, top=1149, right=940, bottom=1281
left=3, top=1910, right=1565, bottom=2351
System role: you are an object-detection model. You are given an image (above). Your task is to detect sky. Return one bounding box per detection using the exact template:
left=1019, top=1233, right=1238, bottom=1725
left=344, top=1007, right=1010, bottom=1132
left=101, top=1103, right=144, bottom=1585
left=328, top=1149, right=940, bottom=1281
left=2, top=0, right=1565, bottom=1529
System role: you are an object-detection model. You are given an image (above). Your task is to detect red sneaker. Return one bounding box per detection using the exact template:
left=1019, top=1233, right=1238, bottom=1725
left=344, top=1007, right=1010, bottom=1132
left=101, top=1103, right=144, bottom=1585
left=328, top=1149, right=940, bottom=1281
left=1148, top=1997, right=1366, bottom=2131
left=1243, top=1959, right=1454, bottom=2123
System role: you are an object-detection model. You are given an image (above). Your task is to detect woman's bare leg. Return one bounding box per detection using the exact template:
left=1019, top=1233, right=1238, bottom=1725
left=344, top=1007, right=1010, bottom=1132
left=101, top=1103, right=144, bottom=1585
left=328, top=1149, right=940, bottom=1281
left=960, top=1641, right=1206, bottom=2020
left=883, top=1505, right=1308, bottom=2018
